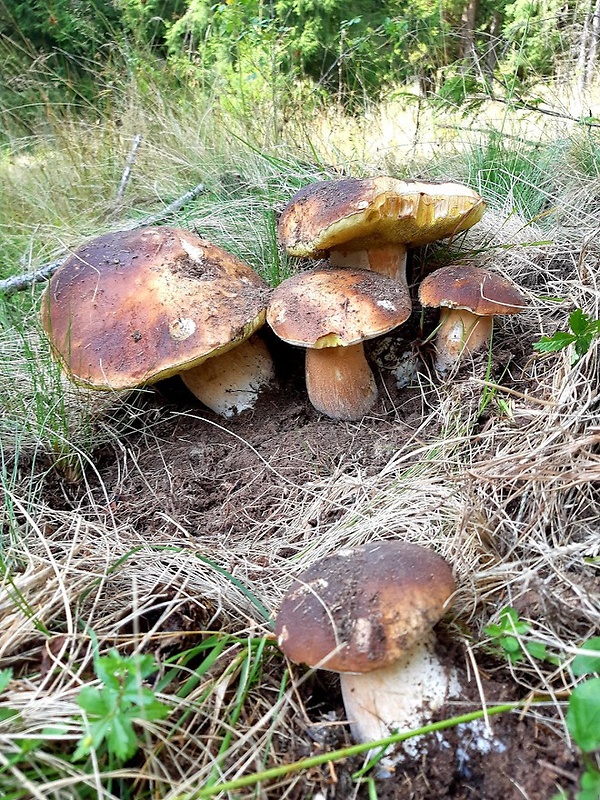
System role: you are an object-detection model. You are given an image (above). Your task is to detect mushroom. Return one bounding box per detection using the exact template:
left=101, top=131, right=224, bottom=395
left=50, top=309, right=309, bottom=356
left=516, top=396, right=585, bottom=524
left=418, top=264, right=527, bottom=375
left=275, top=541, right=457, bottom=766
left=40, top=226, right=275, bottom=417
left=277, top=177, right=485, bottom=301
left=266, top=266, right=411, bottom=420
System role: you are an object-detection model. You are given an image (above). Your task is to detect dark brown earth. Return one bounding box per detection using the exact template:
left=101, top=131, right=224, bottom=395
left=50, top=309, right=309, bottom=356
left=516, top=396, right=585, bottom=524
left=44, top=308, right=581, bottom=799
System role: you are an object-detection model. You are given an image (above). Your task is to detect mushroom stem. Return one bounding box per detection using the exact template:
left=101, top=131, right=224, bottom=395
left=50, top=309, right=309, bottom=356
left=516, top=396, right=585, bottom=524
left=330, top=244, right=409, bottom=289
left=434, top=307, right=493, bottom=374
left=181, top=334, right=275, bottom=417
left=305, top=343, right=377, bottom=421
left=340, top=633, right=458, bottom=761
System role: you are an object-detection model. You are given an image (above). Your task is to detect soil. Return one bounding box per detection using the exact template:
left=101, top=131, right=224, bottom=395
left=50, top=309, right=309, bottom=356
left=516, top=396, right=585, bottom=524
left=43, top=313, right=582, bottom=799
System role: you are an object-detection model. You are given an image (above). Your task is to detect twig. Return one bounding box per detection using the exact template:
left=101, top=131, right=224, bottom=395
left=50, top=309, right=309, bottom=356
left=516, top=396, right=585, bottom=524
left=0, top=182, right=205, bottom=297
left=471, top=379, right=557, bottom=407
left=136, top=182, right=205, bottom=228
left=482, top=92, right=600, bottom=128
left=115, top=133, right=142, bottom=203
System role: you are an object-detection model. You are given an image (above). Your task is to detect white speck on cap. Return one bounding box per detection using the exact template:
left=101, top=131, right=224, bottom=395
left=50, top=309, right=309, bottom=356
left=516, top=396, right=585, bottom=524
left=169, top=317, right=196, bottom=341
left=180, top=239, right=205, bottom=262
left=352, top=617, right=373, bottom=653
left=288, top=577, right=329, bottom=601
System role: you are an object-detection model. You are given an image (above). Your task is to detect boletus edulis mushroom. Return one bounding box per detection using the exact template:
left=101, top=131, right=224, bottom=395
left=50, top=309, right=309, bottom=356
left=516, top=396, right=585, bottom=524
left=267, top=266, right=411, bottom=420
left=419, top=264, right=526, bottom=375
left=40, top=226, right=275, bottom=417
left=275, top=541, right=458, bottom=769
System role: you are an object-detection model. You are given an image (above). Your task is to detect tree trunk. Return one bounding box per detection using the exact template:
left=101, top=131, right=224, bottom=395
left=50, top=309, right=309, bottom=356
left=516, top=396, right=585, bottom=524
left=459, top=0, right=479, bottom=63
left=483, top=11, right=502, bottom=79
left=585, top=0, right=600, bottom=87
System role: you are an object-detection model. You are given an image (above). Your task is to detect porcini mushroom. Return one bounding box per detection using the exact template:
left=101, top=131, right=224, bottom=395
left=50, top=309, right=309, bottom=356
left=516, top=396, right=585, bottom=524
left=267, top=266, right=411, bottom=420
left=418, top=264, right=527, bottom=375
left=40, top=226, right=275, bottom=417
left=277, top=177, right=485, bottom=303
left=275, top=541, right=457, bottom=765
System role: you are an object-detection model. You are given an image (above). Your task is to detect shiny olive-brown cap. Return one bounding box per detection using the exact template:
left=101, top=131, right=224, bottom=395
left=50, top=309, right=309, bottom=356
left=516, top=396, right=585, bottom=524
left=278, top=177, right=485, bottom=257
left=419, top=265, right=526, bottom=316
left=275, top=541, right=455, bottom=674
left=267, top=266, right=411, bottom=348
left=40, top=226, right=270, bottom=389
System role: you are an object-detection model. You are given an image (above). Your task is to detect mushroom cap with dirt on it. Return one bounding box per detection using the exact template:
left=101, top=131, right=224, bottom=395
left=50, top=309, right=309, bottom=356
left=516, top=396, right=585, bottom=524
left=277, top=177, right=486, bottom=298
left=266, top=266, right=412, bottom=420
left=275, top=540, right=458, bottom=768
left=418, top=264, right=527, bottom=375
left=40, top=226, right=275, bottom=417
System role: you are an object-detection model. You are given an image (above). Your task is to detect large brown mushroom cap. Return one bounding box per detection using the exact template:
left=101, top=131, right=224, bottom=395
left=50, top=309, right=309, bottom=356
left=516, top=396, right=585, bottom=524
left=419, top=265, right=526, bottom=316
left=278, top=177, right=485, bottom=257
left=267, top=266, right=412, bottom=348
left=40, top=226, right=270, bottom=390
left=275, top=541, right=455, bottom=674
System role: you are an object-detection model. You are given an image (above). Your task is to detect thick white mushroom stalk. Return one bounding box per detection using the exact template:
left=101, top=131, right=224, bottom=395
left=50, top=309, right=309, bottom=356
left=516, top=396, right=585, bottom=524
left=340, top=633, right=460, bottom=772
left=181, top=334, right=275, bottom=417
left=433, top=308, right=493, bottom=375
left=305, top=343, right=378, bottom=421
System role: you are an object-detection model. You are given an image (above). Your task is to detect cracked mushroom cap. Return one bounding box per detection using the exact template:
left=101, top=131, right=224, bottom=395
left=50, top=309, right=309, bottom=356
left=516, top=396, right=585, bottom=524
left=266, top=266, right=412, bottom=348
left=278, top=177, right=485, bottom=257
left=275, top=541, right=455, bottom=674
left=419, top=265, right=526, bottom=316
left=40, top=226, right=270, bottom=390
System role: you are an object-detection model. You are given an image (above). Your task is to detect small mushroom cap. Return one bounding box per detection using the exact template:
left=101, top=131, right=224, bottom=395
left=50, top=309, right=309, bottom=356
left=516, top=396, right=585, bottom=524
left=419, top=265, right=526, bottom=316
left=267, top=267, right=411, bottom=348
left=278, top=177, right=485, bottom=257
left=40, top=226, right=270, bottom=390
left=275, top=541, right=455, bottom=674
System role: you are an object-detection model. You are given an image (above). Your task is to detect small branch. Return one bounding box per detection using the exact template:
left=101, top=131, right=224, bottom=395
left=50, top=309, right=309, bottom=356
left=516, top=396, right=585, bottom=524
left=0, top=182, right=205, bottom=297
left=136, top=182, right=205, bottom=228
left=485, top=92, right=600, bottom=127
left=115, top=133, right=143, bottom=203
left=472, top=379, right=557, bottom=407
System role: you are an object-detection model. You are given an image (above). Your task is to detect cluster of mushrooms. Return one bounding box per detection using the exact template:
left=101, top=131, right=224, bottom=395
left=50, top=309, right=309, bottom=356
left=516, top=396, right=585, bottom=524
left=40, top=176, right=527, bottom=421
left=38, top=180, right=523, bottom=766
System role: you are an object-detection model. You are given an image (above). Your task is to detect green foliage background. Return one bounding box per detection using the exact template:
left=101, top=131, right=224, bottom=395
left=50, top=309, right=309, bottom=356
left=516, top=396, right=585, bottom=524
left=0, top=0, right=591, bottom=136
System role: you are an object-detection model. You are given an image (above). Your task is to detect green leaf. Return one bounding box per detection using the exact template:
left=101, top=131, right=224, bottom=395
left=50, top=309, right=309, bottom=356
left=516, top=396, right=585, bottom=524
left=0, top=669, right=13, bottom=694
left=533, top=332, right=577, bottom=352
left=525, top=641, right=549, bottom=661
left=573, top=639, right=600, bottom=677
left=72, top=717, right=112, bottom=761
left=74, top=643, right=167, bottom=763
left=569, top=308, right=590, bottom=335
left=95, top=651, right=125, bottom=689
left=499, top=607, right=530, bottom=634
left=567, top=678, right=600, bottom=752
left=107, top=714, right=139, bottom=762
left=575, top=333, right=594, bottom=358
left=76, top=686, right=113, bottom=717
left=122, top=685, right=169, bottom=720
left=501, top=635, right=521, bottom=654
left=577, top=768, right=600, bottom=800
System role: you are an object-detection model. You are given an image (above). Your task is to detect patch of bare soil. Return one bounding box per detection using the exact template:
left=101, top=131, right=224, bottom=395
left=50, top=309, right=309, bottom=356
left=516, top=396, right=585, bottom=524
left=39, top=312, right=579, bottom=799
